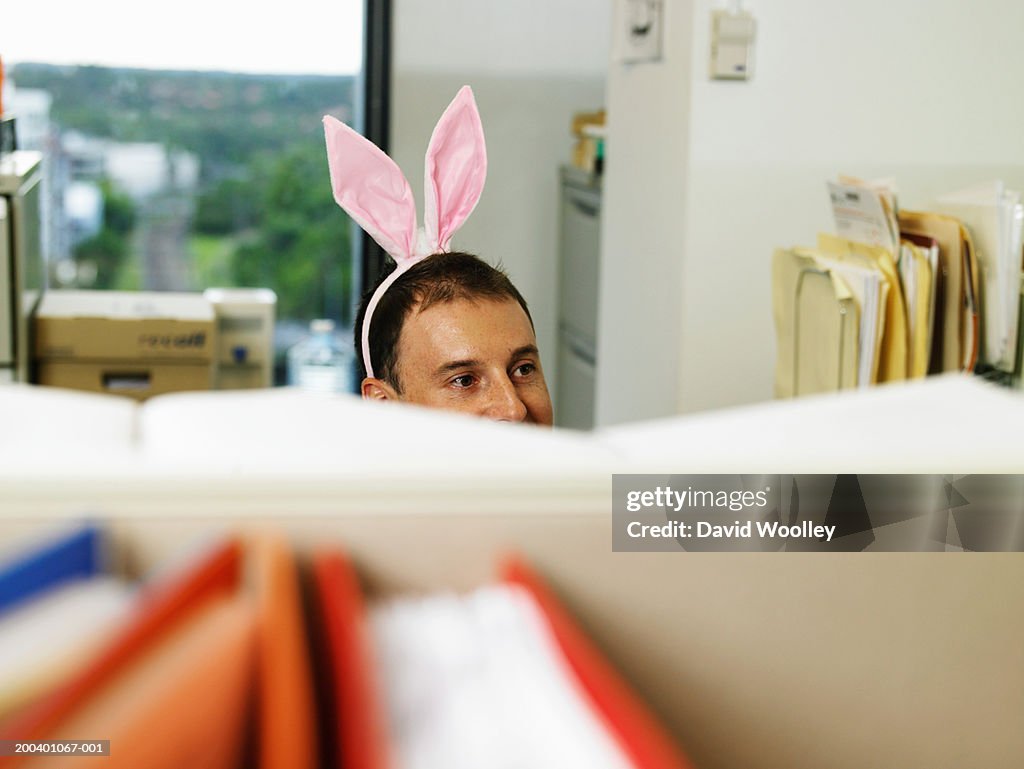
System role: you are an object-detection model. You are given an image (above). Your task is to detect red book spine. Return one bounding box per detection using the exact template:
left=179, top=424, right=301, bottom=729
left=500, top=555, right=696, bottom=769
left=312, top=551, right=390, bottom=769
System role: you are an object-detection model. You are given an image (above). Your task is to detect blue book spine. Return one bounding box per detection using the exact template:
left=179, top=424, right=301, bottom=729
left=0, top=525, right=105, bottom=616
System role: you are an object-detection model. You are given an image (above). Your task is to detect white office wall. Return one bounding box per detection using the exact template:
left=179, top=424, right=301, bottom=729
left=391, top=0, right=611, bottom=393
left=598, top=0, right=1024, bottom=425
left=595, top=0, right=697, bottom=427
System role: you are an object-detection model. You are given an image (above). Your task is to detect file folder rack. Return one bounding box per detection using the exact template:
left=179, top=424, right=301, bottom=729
left=774, top=177, right=1024, bottom=398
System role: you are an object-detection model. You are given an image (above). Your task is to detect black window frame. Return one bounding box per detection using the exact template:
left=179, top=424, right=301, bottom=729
left=356, top=0, right=392, bottom=301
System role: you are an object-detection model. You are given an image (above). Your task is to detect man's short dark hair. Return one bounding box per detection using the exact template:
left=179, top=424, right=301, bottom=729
left=354, top=251, right=533, bottom=391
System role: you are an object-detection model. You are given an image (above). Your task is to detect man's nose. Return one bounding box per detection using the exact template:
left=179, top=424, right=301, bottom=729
left=482, top=376, right=528, bottom=422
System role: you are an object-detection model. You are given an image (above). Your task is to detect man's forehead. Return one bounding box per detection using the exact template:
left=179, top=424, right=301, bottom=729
left=398, top=296, right=537, bottom=366
left=411, top=292, right=522, bottom=315
left=409, top=295, right=532, bottom=330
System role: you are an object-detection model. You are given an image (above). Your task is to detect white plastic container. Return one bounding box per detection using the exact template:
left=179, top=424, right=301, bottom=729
left=286, top=319, right=354, bottom=394
left=203, top=287, right=277, bottom=390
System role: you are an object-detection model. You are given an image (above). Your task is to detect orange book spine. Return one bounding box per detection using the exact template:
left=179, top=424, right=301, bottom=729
left=252, top=536, right=317, bottom=769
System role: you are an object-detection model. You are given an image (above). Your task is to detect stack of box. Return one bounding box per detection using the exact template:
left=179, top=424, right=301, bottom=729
left=570, top=109, right=606, bottom=175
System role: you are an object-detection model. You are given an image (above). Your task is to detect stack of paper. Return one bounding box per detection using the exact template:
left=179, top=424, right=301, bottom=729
left=828, top=178, right=900, bottom=256
left=314, top=549, right=692, bottom=769
left=819, top=232, right=909, bottom=383
left=934, top=181, right=1024, bottom=372
left=898, top=209, right=978, bottom=373
left=774, top=178, right=911, bottom=397
left=898, top=234, right=939, bottom=378
left=772, top=247, right=861, bottom=396
left=805, top=255, right=886, bottom=388
left=370, top=585, right=636, bottom=769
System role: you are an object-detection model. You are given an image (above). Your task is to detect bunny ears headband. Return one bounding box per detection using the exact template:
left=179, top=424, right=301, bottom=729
left=323, top=86, right=487, bottom=380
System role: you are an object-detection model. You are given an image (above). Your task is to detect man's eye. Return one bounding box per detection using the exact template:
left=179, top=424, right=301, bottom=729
left=513, top=363, right=536, bottom=378
left=450, top=374, right=476, bottom=388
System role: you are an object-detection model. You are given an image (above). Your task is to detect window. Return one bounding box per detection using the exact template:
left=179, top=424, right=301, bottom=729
left=2, top=0, right=368, bottom=382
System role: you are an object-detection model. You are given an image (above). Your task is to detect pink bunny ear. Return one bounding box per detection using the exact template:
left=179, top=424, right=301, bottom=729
left=422, top=86, right=487, bottom=253
left=323, top=115, right=418, bottom=263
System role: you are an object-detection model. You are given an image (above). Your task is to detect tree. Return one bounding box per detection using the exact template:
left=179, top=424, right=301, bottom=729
left=230, top=142, right=352, bottom=323
left=194, top=178, right=260, bottom=235
left=73, top=180, right=137, bottom=289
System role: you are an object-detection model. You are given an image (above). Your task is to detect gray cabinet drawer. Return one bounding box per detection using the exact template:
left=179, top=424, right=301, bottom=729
left=558, top=183, right=601, bottom=343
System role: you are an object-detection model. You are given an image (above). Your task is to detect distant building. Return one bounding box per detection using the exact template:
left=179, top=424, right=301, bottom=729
left=9, top=87, right=68, bottom=264
left=104, top=143, right=171, bottom=200
left=9, top=88, right=52, bottom=151
left=64, top=181, right=103, bottom=245
left=62, top=131, right=106, bottom=180
left=61, top=131, right=200, bottom=202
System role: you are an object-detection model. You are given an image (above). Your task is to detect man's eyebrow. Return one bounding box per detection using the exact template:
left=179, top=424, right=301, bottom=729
left=509, top=345, right=540, bottom=359
left=432, top=346, right=539, bottom=377
left=434, top=358, right=481, bottom=376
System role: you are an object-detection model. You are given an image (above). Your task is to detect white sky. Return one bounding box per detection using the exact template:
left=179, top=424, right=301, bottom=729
left=2, top=0, right=363, bottom=75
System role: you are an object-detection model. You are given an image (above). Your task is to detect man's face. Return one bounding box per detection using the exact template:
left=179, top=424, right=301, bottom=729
left=367, top=297, right=553, bottom=426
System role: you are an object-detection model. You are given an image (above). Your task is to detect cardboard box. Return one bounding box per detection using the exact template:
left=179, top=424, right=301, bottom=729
left=34, top=290, right=215, bottom=401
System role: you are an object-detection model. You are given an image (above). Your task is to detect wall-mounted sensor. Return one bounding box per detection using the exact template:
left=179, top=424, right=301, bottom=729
left=614, top=0, right=664, bottom=64
left=710, top=9, right=756, bottom=80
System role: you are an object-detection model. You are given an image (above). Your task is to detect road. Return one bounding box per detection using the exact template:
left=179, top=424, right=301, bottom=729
left=138, top=190, right=194, bottom=291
